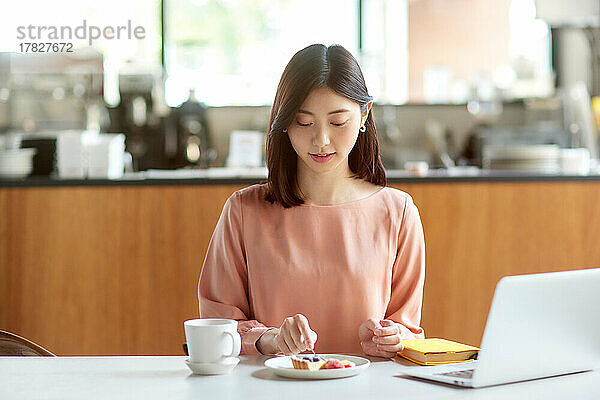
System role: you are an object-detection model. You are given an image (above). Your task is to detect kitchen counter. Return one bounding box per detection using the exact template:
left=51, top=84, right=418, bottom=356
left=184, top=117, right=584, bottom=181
left=3, top=167, right=600, bottom=187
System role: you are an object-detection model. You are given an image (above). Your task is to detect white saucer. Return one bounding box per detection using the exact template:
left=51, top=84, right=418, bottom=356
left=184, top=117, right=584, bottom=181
left=185, top=357, right=240, bottom=375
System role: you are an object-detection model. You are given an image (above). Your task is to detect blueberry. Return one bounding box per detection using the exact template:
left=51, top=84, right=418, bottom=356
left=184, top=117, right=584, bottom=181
left=312, top=357, right=320, bottom=362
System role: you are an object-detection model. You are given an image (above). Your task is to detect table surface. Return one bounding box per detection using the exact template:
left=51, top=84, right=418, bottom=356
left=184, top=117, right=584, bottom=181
left=1, top=355, right=599, bottom=400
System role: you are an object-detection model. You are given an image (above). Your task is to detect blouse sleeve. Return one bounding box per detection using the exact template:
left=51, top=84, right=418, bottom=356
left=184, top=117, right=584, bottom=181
left=385, top=195, right=426, bottom=339
left=198, top=191, right=273, bottom=355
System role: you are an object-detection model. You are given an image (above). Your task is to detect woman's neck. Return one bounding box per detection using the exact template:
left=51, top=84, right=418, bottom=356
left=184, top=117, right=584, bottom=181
left=296, top=161, right=372, bottom=206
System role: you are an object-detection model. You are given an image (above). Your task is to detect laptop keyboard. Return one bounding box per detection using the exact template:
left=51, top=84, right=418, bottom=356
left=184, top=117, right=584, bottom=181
left=436, top=369, right=474, bottom=379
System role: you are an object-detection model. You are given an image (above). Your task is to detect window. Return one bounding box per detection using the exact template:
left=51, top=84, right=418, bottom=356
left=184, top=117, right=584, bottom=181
left=164, top=0, right=361, bottom=106
left=1, top=0, right=162, bottom=107
left=361, top=0, right=409, bottom=104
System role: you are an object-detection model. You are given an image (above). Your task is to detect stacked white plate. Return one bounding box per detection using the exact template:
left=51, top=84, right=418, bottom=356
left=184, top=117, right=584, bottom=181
left=0, top=148, right=37, bottom=179
left=482, top=145, right=561, bottom=173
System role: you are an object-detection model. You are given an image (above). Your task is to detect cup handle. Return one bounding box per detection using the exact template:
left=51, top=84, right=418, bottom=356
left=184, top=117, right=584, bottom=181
left=223, top=331, right=241, bottom=357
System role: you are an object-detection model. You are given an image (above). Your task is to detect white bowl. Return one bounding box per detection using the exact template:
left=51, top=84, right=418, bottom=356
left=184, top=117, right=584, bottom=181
left=0, top=148, right=35, bottom=178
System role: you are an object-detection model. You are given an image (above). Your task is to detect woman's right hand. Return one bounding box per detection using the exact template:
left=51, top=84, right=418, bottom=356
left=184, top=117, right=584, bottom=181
left=257, top=314, right=317, bottom=355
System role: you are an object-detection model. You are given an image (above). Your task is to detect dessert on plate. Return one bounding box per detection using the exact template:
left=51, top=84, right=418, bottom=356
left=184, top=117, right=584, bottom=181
left=291, top=355, right=326, bottom=370
left=291, top=355, right=355, bottom=370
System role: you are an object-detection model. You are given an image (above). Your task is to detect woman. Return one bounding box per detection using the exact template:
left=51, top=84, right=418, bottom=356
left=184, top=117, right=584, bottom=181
left=199, top=43, right=425, bottom=358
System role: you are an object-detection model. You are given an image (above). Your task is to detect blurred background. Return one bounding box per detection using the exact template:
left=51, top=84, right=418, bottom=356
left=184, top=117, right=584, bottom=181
left=0, top=0, right=599, bottom=177
left=2, top=0, right=600, bottom=357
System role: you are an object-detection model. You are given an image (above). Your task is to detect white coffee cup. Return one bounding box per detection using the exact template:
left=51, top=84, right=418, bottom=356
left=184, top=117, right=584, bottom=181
left=184, top=319, right=241, bottom=364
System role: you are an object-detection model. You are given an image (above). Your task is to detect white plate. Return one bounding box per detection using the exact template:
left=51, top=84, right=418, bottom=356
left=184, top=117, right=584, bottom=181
left=264, top=354, right=370, bottom=380
left=0, top=148, right=36, bottom=157
left=0, top=161, right=34, bottom=168
left=185, top=357, right=240, bottom=375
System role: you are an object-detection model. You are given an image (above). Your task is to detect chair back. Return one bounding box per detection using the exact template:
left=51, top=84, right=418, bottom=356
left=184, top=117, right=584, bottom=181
left=0, top=330, right=56, bottom=356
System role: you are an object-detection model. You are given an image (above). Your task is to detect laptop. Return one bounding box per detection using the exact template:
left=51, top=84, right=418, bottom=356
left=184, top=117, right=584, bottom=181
left=402, top=268, right=600, bottom=388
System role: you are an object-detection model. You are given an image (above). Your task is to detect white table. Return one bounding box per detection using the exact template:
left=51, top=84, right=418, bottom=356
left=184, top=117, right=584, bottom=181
left=1, top=355, right=599, bottom=400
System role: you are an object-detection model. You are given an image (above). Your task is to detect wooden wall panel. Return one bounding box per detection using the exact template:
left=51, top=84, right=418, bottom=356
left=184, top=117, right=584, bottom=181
left=0, top=190, right=7, bottom=328
left=0, top=185, right=245, bottom=355
left=391, top=182, right=600, bottom=346
left=2, top=181, right=599, bottom=355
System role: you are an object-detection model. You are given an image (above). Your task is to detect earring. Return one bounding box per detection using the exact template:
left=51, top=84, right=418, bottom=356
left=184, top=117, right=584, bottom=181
left=359, top=125, right=366, bottom=133
left=283, top=129, right=288, bottom=133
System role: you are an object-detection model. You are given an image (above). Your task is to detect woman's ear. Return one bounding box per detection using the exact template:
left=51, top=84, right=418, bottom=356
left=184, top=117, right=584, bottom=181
left=361, top=101, right=373, bottom=126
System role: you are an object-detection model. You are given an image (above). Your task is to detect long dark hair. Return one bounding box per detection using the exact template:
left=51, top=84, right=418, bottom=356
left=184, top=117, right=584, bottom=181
left=264, top=43, right=386, bottom=208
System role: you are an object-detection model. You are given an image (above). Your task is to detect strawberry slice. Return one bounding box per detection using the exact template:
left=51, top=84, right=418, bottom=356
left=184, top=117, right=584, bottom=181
left=322, top=359, right=344, bottom=369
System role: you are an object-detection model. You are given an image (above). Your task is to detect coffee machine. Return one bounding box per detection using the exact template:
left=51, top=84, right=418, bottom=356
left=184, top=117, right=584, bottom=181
left=107, top=73, right=169, bottom=171
left=165, top=89, right=214, bottom=169
left=107, top=76, right=214, bottom=170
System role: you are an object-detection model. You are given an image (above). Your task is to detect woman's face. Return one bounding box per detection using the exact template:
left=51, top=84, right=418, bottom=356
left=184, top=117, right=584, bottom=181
left=287, top=86, right=371, bottom=175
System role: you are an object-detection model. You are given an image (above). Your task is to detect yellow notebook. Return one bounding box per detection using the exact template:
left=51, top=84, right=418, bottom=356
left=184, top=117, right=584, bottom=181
left=396, top=338, right=479, bottom=366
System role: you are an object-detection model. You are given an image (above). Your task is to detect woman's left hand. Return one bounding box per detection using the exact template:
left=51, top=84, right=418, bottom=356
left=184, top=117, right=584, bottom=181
left=358, top=318, right=404, bottom=358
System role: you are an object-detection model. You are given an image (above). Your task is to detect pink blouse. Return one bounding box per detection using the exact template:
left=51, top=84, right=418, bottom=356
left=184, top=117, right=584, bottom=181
left=198, top=183, right=425, bottom=355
